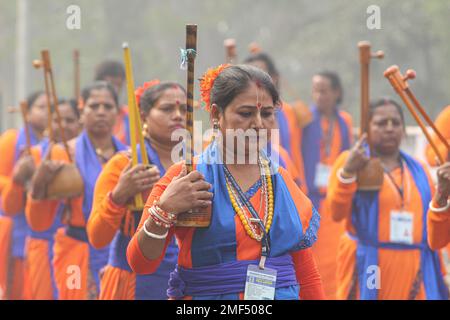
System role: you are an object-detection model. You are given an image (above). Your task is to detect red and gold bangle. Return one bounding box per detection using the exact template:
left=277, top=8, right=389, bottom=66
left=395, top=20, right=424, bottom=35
left=149, top=206, right=172, bottom=228
left=149, top=212, right=171, bottom=229
left=148, top=204, right=176, bottom=229
left=153, top=200, right=177, bottom=221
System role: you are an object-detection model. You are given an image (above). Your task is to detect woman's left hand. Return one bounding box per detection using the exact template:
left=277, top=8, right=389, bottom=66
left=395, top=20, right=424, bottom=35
left=434, top=162, right=450, bottom=207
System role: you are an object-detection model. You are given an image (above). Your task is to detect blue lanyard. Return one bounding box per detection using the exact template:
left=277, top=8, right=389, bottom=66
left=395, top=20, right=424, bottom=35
left=222, top=163, right=271, bottom=264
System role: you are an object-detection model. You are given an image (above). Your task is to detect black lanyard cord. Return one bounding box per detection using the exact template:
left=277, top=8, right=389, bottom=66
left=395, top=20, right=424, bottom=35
left=383, top=159, right=405, bottom=207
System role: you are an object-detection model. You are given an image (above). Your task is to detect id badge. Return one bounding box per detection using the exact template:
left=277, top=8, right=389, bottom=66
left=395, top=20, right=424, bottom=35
left=244, top=265, right=277, bottom=300
left=390, top=210, right=413, bottom=244
left=314, top=163, right=331, bottom=188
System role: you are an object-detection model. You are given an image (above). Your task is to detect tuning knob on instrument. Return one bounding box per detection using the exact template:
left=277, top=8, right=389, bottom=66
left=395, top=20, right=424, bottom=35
left=32, top=59, right=43, bottom=69
left=372, top=50, right=384, bottom=59
left=224, top=38, right=236, bottom=48
left=383, top=65, right=399, bottom=78
left=248, top=42, right=261, bottom=54
left=7, top=106, right=18, bottom=113
left=403, top=69, right=416, bottom=81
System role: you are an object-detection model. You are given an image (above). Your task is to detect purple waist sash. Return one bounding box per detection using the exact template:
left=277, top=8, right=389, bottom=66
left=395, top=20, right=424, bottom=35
left=167, top=254, right=297, bottom=298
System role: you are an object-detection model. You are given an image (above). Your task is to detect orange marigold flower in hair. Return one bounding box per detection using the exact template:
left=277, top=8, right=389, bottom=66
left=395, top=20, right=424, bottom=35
left=199, top=64, right=230, bottom=112
left=135, top=79, right=161, bottom=106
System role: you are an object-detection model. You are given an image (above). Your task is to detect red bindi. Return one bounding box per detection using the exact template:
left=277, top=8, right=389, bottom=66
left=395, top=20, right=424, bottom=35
left=255, top=81, right=262, bottom=109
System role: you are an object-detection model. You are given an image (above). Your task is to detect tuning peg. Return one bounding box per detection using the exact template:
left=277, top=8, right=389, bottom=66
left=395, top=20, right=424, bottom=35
left=383, top=65, right=399, bottom=78
left=32, top=59, right=43, bottom=69
left=224, top=38, right=236, bottom=48
left=371, top=50, right=384, bottom=59
left=403, top=69, right=416, bottom=81
left=358, top=41, right=370, bottom=48
left=248, top=42, right=262, bottom=54
left=7, top=106, right=18, bottom=113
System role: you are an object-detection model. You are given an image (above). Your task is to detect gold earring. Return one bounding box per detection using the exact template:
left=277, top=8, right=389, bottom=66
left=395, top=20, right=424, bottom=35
left=142, top=123, right=148, bottom=137
left=210, top=119, right=219, bottom=143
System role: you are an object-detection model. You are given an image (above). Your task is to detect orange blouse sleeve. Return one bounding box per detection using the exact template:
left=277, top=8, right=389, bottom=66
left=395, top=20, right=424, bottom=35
left=0, top=176, right=8, bottom=195
left=425, top=160, right=450, bottom=250
left=1, top=146, right=41, bottom=216
left=25, top=195, right=61, bottom=232
left=291, top=248, right=326, bottom=300
left=87, top=152, right=130, bottom=249
left=326, top=151, right=358, bottom=222
left=127, top=162, right=183, bottom=274
left=1, top=181, right=25, bottom=216
left=425, top=106, right=450, bottom=166
left=25, top=145, right=70, bottom=232
left=427, top=206, right=450, bottom=251
left=0, top=129, right=18, bottom=195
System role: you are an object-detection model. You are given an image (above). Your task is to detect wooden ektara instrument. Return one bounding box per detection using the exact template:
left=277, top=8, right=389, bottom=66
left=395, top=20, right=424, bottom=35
left=33, top=50, right=84, bottom=199
left=19, top=100, right=32, bottom=156
left=122, top=42, right=154, bottom=212
left=384, top=65, right=450, bottom=165
left=176, top=24, right=212, bottom=228
left=356, top=41, right=385, bottom=191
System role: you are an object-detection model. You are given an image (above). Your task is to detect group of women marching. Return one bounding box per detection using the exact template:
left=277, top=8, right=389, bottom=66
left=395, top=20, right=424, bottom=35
left=0, top=36, right=449, bottom=300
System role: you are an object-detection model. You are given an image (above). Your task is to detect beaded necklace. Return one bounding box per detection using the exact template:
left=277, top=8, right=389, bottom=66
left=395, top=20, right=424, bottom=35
left=225, top=156, right=274, bottom=241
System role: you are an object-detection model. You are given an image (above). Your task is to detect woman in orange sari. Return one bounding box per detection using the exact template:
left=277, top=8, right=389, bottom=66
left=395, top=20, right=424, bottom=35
left=127, top=65, right=325, bottom=300
left=25, top=82, right=126, bottom=299
left=301, top=71, right=353, bottom=299
left=327, top=97, right=448, bottom=300
left=15, top=99, right=81, bottom=300
left=94, top=60, right=130, bottom=145
left=0, top=91, right=48, bottom=300
left=87, top=81, right=185, bottom=299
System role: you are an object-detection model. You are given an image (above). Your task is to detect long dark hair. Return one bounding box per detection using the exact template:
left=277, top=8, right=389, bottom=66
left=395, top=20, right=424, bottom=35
left=243, top=52, right=279, bottom=79
left=315, top=71, right=343, bottom=105
left=94, top=60, right=125, bottom=81
left=26, top=91, right=45, bottom=110
left=81, top=81, right=119, bottom=107
left=211, top=64, right=280, bottom=112
left=369, top=97, right=405, bottom=129
left=139, top=82, right=186, bottom=115
left=52, top=98, right=80, bottom=119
